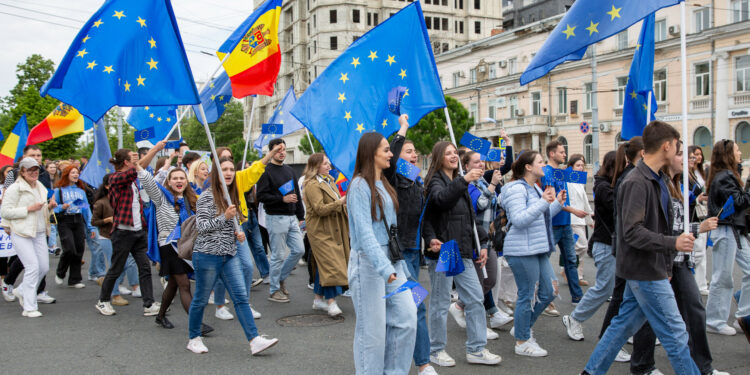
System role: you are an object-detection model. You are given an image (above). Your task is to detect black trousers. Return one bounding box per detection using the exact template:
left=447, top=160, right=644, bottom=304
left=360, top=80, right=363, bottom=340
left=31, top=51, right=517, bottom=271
left=98, top=229, right=154, bottom=307
left=303, top=233, right=313, bottom=284
left=4, top=256, right=46, bottom=293
left=56, top=216, right=86, bottom=285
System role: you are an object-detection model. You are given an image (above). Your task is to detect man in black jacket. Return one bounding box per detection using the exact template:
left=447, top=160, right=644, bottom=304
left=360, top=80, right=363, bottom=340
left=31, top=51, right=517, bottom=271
left=581, top=121, right=700, bottom=375
left=256, top=138, right=305, bottom=303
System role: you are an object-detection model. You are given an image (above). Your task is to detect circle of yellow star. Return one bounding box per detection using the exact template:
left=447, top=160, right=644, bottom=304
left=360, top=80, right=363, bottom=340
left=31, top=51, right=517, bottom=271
left=148, top=37, right=157, bottom=48
left=136, top=75, right=146, bottom=86
left=562, top=24, right=576, bottom=39
left=344, top=111, right=352, bottom=121
left=103, top=65, right=114, bottom=74
left=82, top=35, right=91, bottom=43
left=356, top=123, right=365, bottom=133
left=339, top=72, right=349, bottom=84
left=136, top=17, right=146, bottom=27
left=149, top=113, right=155, bottom=118
left=630, top=90, right=638, bottom=99
left=586, top=21, right=599, bottom=35
left=157, top=117, right=162, bottom=122
left=77, top=49, right=88, bottom=58
left=146, top=58, right=158, bottom=70
left=93, top=19, right=103, bottom=28
left=381, top=119, right=388, bottom=128
left=86, top=60, right=98, bottom=70
left=607, top=5, right=622, bottom=21
left=124, top=81, right=131, bottom=92
left=368, top=50, right=378, bottom=61
left=113, top=10, right=126, bottom=20
left=337, top=93, right=346, bottom=103
left=398, top=69, right=407, bottom=79
left=386, top=55, right=396, bottom=66
left=351, top=57, right=360, bottom=68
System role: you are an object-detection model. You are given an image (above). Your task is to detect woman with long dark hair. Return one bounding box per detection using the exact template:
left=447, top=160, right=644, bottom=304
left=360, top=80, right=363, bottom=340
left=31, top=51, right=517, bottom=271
left=347, top=132, right=417, bottom=373
left=705, top=140, right=750, bottom=339
left=187, top=156, right=278, bottom=355
left=422, top=141, right=502, bottom=366
left=53, top=165, right=96, bottom=289
left=688, top=145, right=710, bottom=295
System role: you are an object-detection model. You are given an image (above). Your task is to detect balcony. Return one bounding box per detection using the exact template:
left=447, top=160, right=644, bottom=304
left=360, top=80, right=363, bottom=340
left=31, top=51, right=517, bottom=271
left=691, top=98, right=710, bottom=111
left=732, top=92, right=750, bottom=107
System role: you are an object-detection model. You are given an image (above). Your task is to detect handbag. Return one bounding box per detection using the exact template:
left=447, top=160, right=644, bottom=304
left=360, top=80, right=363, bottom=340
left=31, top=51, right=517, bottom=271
left=177, top=215, right=197, bottom=260
left=382, top=214, right=403, bottom=264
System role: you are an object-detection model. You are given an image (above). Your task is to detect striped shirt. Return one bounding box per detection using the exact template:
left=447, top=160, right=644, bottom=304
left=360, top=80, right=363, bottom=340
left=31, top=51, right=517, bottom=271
left=194, top=189, right=237, bottom=256
left=138, top=169, right=180, bottom=246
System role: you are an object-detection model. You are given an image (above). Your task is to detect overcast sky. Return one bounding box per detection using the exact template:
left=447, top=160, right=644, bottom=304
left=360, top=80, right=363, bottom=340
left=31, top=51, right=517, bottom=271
left=0, top=0, right=257, bottom=100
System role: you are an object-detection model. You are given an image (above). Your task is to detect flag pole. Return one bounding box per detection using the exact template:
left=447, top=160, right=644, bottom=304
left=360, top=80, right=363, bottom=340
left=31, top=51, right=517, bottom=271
left=647, top=92, right=652, bottom=123
left=443, top=107, right=488, bottom=278
left=241, top=96, right=258, bottom=168
left=679, top=2, right=690, bottom=234
left=304, top=128, right=316, bottom=153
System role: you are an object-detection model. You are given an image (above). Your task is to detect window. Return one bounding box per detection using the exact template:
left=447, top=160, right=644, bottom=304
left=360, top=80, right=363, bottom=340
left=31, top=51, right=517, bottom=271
left=307, top=47, right=310, bottom=59
left=558, top=88, right=568, bottom=114
left=452, top=72, right=461, bottom=87
left=374, top=13, right=379, bottom=25
left=655, top=19, right=667, bottom=42
left=314, top=40, right=317, bottom=53
left=583, top=134, right=593, bottom=163
left=737, top=55, right=750, bottom=92
left=489, top=64, right=497, bottom=79
left=694, top=7, right=709, bottom=33
left=617, top=77, right=628, bottom=106
left=442, top=43, right=449, bottom=53
left=426, top=17, right=432, bottom=29
left=508, top=58, right=517, bottom=75
left=285, top=7, right=294, bottom=24
left=617, top=30, right=628, bottom=50
left=470, top=103, right=478, bottom=122
left=488, top=100, right=496, bottom=120
left=732, top=0, right=749, bottom=23
left=443, top=0, right=448, bottom=5
left=330, top=9, right=337, bottom=23
left=654, top=70, right=667, bottom=101
left=330, top=36, right=338, bottom=50
left=353, top=9, right=360, bottom=23
left=531, top=92, right=541, bottom=116
left=458, top=0, right=464, bottom=10
left=307, top=23, right=310, bottom=35
left=353, top=35, right=360, bottom=42
left=313, top=14, right=316, bottom=28
left=695, top=62, right=710, bottom=96
left=442, top=18, right=449, bottom=30
left=469, top=68, right=477, bottom=83
left=474, top=0, right=481, bottom=10
left=509, top=95, right=518, bottom=118
left=474, top=21, right=481, bottom=34
left=584, top=82, right=593, bottom=111
left=694, top=126, right=713, bottom=149
left=736, top=121, right=750, bottom=158
left=459, top=21, right=464, bottom=33
left=434, top=17, right=441, bottom=30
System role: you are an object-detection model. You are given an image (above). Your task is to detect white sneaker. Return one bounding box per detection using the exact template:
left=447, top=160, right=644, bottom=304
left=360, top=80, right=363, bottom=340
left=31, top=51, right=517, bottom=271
left=733, top=320, right=741, bottom=331
left=641, top=369, right=665, bottom=375
left=707, top=325, right=736, bottom=336
left=497, top=301, right=514, bottom=316
left=449, top=290, right=458, bottom=302
left=627, top=336, right=634, bottom=344
left=249, top=335, right=279, bottom=355
left=55, top=275, right=64, bottom=285
left=307, top=283, right=314, bottom=290
left=208, top=292, right=215, bottom=304
left=251, top=306, right=262, bottom=319
left=562, top=315, right=584, bottom=341
left=418, top=365, right=439, bottom=375
left=312, top=299, right=329, bottom=312
left=509, top=327, right=537, bottom=343
left=132, top=286, right=142, bottom=298
left=22, top=310, right=43, bottom=318
left=297, top=258, right=307, bottom=266
left=448, top=302, right=467, bottom=329
left=615, top=348, right=631, bottom=362
left=328, top=301, right=343, bottom=317
left=707, top=370, right=730, bottom=375
left=118, top=285, right=132, bottom=295
left=486, top=327, right=499, bottom=340
left=262, top=277, right=270, bottom=285
left=342, top=289, right=352, bottom=298
left=466, top=348, right=502, bottom=365
left=95, top=300, right=116, bottom=316
left=430, top=350, right=456, bottom=367
left=13, top=288, right=24, bottom=308
left=515, top=340, right=548, bottom=357
left=489, top=311, right=513, bottom=328
left=70, top=283, right=86, bottom=289
left=2, top=280, right=16, bottom=302
left=215, top=306, right=234, bottom=320
left=700, top=288, right=709, bottom=296
left=186, top=337, right=208, bottom=354
left=143, top=303, right=161, bottom=316
left=36, top=291, right=56, bottom=304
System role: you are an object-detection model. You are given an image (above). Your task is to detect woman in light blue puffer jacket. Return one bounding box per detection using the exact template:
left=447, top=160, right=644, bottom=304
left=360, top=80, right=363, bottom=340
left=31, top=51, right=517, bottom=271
left=500, top=150, right=565, bottom=358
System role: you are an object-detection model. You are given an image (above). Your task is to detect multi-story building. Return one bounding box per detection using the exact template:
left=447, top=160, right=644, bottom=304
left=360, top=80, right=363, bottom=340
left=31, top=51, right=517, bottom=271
left=244, top=0, right=504, bottom=164
left=436, top=0, right=750, bottom=168
left=501, top=0, right=574, bottom=30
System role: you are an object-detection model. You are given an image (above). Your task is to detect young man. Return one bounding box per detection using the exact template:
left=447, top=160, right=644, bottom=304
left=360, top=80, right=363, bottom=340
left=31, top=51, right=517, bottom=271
left=542, top=141, right=584, bottom=303
left=581, top=121, right=699, bottom=375
left=95, top=149, right=159, bottom=316
left=256, top=139, right=305, bottom=303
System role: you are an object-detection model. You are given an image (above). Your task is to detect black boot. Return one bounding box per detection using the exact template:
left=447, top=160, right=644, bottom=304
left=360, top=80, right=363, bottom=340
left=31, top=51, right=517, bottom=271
left=155, top=315, right=174, bottom=329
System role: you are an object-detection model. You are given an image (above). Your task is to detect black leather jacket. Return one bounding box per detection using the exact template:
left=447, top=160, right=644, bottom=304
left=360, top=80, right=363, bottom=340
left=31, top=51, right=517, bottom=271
left=383, top=134, right=425, bottom=250
left=708, top=170, right=750, bottom=232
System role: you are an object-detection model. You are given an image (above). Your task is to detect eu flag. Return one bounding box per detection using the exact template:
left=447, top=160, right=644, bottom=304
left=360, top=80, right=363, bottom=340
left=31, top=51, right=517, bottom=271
left=396, top=158, right=421, bottom=181
left=719, top=196, right=735, bottom=220
left=564, top=167, right=588, bottom=184
left=127, top=105, right=178, bottom=144
left=520, top=0, right=681, bottom=85
left=290, top=1, right=446, bottom=179
left=40, top=0, right=200, bottom=121
left=80, top=121, right=113, bottom=187
left=254, top=84, right=305, bottom=152
left=621, top=14, right=659, bottom=140
left=460, top=132, right=491, bottom=156
left=278, top=179, right=295, bottom=195
left=193, top=71, right=233, bottom=125
left=261, top=123, right=283, bottom=135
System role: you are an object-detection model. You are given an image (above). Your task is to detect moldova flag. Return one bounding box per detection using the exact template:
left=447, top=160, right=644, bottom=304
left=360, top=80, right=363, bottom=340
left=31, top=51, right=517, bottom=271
left=216, top=0, right=281, bottom=98
left=0, top=115, right=29, bottom=167
left=27, top=103, right=93, bottom=145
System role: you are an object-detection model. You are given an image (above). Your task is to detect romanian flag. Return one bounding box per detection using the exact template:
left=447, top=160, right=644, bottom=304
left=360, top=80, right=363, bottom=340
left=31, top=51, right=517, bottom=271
left=0, top=115, right=29, bottom=167
left=27, top=103, right=93, bottom=145
left=216, top=0, right=281, bottom=98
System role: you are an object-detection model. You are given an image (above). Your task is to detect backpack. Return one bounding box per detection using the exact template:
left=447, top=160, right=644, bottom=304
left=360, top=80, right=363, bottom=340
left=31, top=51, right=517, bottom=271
left=490, top=205, right=509, bottom=254
left=177, top=215, right=197, bottom=260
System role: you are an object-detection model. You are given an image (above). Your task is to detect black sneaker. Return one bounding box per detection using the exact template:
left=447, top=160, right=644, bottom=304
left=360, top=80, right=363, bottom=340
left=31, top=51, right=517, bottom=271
left=155, top=316, right=174, bottom=329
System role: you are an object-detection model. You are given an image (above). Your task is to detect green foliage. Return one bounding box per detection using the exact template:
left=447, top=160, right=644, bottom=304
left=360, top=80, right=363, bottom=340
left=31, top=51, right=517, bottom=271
left=181, top=101, right=258, bottom=163
left=405, top=96, right=473, bottom=155
left=298, top=132, right=322, bottom=155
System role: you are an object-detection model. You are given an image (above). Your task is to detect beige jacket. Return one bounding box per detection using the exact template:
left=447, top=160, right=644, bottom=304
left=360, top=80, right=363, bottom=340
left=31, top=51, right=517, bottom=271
left=1, top=177, right=51, bottom=238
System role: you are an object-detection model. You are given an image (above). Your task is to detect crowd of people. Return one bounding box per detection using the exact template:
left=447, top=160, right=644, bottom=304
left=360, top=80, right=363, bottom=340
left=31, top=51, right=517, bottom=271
left=0, top=116, right=748, bottom=374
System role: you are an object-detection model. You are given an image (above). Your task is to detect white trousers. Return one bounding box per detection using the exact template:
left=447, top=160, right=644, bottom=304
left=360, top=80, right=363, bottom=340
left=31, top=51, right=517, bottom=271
left=12, top=232, right=48, bottom=312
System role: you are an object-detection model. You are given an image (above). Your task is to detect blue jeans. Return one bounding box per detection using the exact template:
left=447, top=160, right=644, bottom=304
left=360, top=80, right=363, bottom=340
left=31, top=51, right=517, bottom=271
left=402, top=249, right=430, bottom=366
left=505, top=253, right=555, bottom=341
left=706, top=226, right=750, bottom=328
left=87, top=228, right=106, bottom=278
left=99, top=237, right=138, bottom=296
left=267, top=215, right=305, bottom=295
left=212, top=240, right=255, bottom=306
left=349, top=250, right=416, bottom=374
left=552, top=225, right=582, bottom=300
left=427, top=257, right=487, bottom=354
left=243, top=213, right=269, bottom=278
left=189, top=251, right=258, bottom=341
left=48, top=224, right=58, bottom=249
left=584, top=279, right=700, bottom=375
left=571, top=242, right=616, bottom=322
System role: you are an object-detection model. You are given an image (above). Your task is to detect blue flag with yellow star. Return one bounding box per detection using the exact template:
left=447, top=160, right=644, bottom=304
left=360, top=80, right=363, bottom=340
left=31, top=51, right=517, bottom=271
left=193, top=71, right=233, bottom=125
left=127, top=105, right=178, bottom=144
left=290, top=1, right=446, bottom=179
left=520, top=0, right=681, bottom=85
left=40, top=0, right=200, bottom=121
left=621, top=14, right=658, bottom=140
left=254, top=84, right=304, bottom=152
left=80, top=120, right=114, bottom=187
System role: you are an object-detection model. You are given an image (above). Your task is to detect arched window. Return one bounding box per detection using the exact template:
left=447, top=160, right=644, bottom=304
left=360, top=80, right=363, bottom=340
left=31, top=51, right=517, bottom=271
left=615, top=132, right=626, bottom=149
left=736, top=121, right=750, bottom=160
left=693, top=126, right=713, bottom=158
left=557, top=136, right=568, bottom=162
left=584, top=134, right=593, bottom=163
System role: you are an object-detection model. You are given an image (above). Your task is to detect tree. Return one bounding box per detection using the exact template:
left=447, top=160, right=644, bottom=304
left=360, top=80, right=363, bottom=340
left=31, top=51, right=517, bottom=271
left=404, top=96, right=473, bottom=155
left=181, top=101, right=258, bottom=163
left=298, top=132, right=323, bottom=155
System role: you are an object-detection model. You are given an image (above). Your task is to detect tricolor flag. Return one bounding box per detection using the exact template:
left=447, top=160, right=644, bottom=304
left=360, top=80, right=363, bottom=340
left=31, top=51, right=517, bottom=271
left=0, top=115, right=30, bottom=167
left=216, top=0, right=282, bottom=98
left=27, top=103, right=94, bottom=145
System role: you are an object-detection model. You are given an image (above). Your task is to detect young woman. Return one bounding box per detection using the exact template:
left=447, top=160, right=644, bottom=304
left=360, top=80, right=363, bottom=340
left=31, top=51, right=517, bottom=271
left=705, top=140, right=750, bottom=338
left=688, top=145, right=710, bottom=295
left=302, top=153, right=349, bottom=317
left=44, top=162, right=60, bottom=255
left=138, top=141, right=200, bottom=329
left=422, top=141, right=502, bottom=367
left=188, top=160, right=210, bottom=195
left=347, top=132, right=417, bottom=373
left=500, top=151, right=564, bottom=357
left=1, top=158, right=54, bottom=317
left=53, top=165, right=95, bottom=289
left=566, top=154, right=594, bottom=286
left=187, top=156, right=278, bottom=355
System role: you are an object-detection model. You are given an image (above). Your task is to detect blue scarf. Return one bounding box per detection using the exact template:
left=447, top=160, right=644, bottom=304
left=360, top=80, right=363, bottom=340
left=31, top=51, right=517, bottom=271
left=145, top=182, right=194, bottom=263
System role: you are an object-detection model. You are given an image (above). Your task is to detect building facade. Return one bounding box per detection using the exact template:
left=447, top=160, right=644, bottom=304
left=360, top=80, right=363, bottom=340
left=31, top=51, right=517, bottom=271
left=501, top=0, right=574, bottom=30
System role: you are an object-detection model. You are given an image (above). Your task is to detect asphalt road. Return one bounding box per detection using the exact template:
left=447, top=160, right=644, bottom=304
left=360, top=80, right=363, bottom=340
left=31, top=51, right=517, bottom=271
left=1, top=250, right=748, bottom=375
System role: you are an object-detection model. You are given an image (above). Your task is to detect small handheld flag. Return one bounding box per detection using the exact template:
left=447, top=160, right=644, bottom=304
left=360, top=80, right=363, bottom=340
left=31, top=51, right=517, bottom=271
left=484, top=148, right=504, bottom=162
left=565, top=167, right=588, bottom=184
left=436, top=240, right=464, bottom=276
left=262, top=123, right=283, bottom=135
left=165, top=139, right=183, bottom=149
left=278, top=179, right=294, bottom=195
left=396, top=158, right=421, bottom=181
left=499, top=138, right=507, bottom=150
left=134, top=127, right=156, bottom=142
left=718, top=196, right=735, bottom=220
left=254, top=84, right=305, bottom=152
left=127, top=106, right=179, bottom=144
left=382, top=280, right=429, bottom=306
left=72, top=198, right=90, bottom=210
left=0, top=115, right=30, bottom=168
left=387, top=86, right=408, bottom=115
left=459, top=132, right=491, bottom=156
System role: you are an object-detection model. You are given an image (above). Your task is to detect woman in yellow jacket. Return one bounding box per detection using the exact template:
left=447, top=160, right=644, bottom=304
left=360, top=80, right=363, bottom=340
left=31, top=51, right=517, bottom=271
left=302, top=153, right=350, bottom=317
